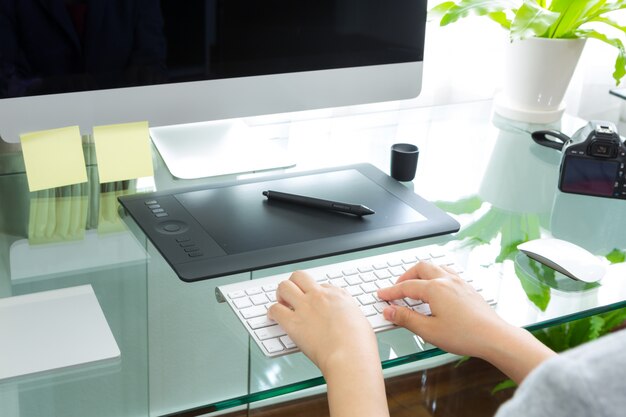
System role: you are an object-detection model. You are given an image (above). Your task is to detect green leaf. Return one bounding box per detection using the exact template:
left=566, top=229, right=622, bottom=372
left=428, top=1, right=458, bottom=22
left=488, top=11, right=512, bottom=29
left=569, top=316, right=604, bottom=346
left=491, top=379, right=517, bottom=394
left=455, top=208, right=506, bottom=244
left=515, top=260, right=552, bottom=311
left=605, top=248, right=626, bottom=264
left=590, top=0, right=626, bottom=18
left=435, top=0, right=517, bottom=27
left=598, top=307, right=626, bottom=335
left=588, top=16, right=626, bottom=33
left=496, top=239, right=524, bottom=262
left=435, top=196, right=483, bottom=215
left=549, top=0, right=609, bottom=38
left=455, top=355, right=471, bottom=367
left=511, top=1, right=560, bottom=40
left=576, top=28, right=626, bottom=85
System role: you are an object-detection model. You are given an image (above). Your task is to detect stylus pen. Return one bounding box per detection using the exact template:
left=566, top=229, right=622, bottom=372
left=262, top=190, right=375, bottom=216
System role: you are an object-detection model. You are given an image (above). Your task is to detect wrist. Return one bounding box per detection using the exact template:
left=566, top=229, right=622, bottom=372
left=478, top=323, right=556, bottom=384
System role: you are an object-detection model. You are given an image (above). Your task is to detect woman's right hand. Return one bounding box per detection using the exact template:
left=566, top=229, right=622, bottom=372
left=377, top=262, right=556, bottom=383
left=377, top=262, right=514, bottom=359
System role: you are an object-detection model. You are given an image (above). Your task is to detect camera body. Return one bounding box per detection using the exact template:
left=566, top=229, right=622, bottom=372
left=559, top=121, right=626, bottom=199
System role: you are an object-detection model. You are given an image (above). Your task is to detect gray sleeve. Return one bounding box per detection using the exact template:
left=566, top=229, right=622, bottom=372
left=495, top=329, right=626, bottom=417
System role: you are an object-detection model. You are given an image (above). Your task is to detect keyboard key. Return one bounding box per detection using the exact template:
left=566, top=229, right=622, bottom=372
left=342, top=268, right=358, bottom=276
left=347, top=285, right=363, bottom=296
left=374, top=301, right=390, bottom=313
left=357, top=294, right=376, bottom=305
left=233, top=298, right=253, bottom=309
left=255, top=325, right=287, bottom=341
left=387, top=259, right=403, bottom=267
left=414, top=304, right=432, bottom=316
left=228, top=291, right=247, bottom=299
left=344, top=275, right=362, bottom=286
left=360, top=272, right=376, bottom=282
left=247, top=316, right=276, bottom=329
left=360, top=282, right=378, bottom=293
left=367, top=314, right=394, bottom=329
left=280, top=335, right=297, bottom=349
left=330, top=278, right=348, bottom=287
left=404, top=297, right=422, bottom=306
left=374, top=269, right=391, bottom=279
left=240, top=305, right=267, bottom=319
left=360, top=305, right=377, bottom=316
left=402, top=256, right=417, bottom=264
left=250, top=294, right=269, bottom=305
left=262, top=339, right=284, bottom=353
left=326, top=271, right=343, bottom=279
left=246, top=287, right=263, bottom=296
left=389, top=266, right=405, bottom=277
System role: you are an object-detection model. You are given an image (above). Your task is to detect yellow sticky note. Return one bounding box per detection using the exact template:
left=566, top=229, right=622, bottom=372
left=93, top=121, right=154, bottom=183
left=20, top=126, right=88, bottom=192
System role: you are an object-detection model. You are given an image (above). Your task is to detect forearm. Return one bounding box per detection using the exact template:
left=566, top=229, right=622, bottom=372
left=325, top=365, right=389, bottom=417
left=480, top=324, right=556, bottom=385
left=323, top=349, right=390, bottom=417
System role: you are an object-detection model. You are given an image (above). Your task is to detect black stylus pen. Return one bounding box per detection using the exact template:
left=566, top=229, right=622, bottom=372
left=262, top=190, right=375, bottom=216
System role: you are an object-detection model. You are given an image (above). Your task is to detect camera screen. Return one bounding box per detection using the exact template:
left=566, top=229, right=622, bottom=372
left=560, top=157, right=619, bottom=197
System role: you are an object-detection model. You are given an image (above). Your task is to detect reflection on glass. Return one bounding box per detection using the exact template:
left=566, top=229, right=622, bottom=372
left=514, top=253, right=600, bottom=311
left=28, top=184, right=88, bottom=244
left=98, top=181, right=136, bottom=234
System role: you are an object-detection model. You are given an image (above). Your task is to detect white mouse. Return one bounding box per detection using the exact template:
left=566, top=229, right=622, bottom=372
left=517, top=238, right=606, bottom=283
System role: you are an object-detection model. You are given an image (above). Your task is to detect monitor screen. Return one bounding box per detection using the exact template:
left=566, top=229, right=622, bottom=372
left=0, top=0, right=427, bottom=145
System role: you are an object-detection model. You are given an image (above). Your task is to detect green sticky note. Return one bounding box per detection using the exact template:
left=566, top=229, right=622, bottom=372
left=93, top=121, right=154, bottom=183
left=20, top=126, right=88, bottom=192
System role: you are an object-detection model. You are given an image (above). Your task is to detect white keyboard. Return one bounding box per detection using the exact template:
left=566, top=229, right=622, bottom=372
left=216, top=244, right=496, bottom=357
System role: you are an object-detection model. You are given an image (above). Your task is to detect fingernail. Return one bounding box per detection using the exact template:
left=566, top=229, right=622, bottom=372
left=384, top=305, right=396, bottom=321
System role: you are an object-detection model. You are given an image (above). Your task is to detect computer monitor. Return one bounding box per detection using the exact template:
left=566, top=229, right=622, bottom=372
left=0, top=0, right=427, bottom=179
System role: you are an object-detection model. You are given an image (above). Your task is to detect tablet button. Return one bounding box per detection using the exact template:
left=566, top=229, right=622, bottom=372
left=163, top=224, right=180, bottom=232
left=155, top=221, right=189, bottom=234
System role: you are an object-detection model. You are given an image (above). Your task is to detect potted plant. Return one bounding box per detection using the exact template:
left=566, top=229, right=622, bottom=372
left=431, top=0, right=626, bottom=123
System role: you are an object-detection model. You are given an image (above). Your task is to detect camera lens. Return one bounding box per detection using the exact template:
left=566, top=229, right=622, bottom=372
left=589, top=140, right=617, bottom=158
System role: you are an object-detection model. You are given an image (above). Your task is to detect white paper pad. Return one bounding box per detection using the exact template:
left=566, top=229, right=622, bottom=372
left=0, top=285, right=120, bottom=382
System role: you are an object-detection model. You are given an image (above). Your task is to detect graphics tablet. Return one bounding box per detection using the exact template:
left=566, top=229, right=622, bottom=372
left=118, top=163, right=460, bottom=282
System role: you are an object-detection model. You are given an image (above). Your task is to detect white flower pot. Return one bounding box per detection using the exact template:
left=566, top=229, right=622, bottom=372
left=494, top=37, right=586, bottom=124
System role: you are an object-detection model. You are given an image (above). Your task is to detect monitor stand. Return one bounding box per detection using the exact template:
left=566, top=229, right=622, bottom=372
left=150, top=119, right=295, bottom=180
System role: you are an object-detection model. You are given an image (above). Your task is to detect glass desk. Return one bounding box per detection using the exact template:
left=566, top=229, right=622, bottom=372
left=1, top=100, right=625, bottom=417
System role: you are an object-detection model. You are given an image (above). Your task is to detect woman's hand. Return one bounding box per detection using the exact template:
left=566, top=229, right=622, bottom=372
left=377, top=262, right=556, bottom=383
left=377, top=262, right=505, bottom=359
left=268, top=270, right=390, bottom=417
left=267, top=270, right=378, bottom=373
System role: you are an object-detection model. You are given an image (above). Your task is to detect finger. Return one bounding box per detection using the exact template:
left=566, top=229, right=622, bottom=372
left=440, top=264, right=459, bottom=276
left=267, top=303, right=294, bottom=330
left=383, top=304, right=433, bottom=336
left=276, top=279, right=305, bottom=308
left=396, top=261, right=451, bottom=284
left=289, top=270, right=319, bottom=293
left=377, top=280, right=430, bottom=303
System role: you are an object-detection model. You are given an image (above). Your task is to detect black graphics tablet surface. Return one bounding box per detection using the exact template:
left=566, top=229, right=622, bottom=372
left=118, top=164, right=460, bottom=282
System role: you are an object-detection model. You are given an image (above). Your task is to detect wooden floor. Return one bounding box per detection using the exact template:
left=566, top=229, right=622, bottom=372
left=240, top=358, right=515, bottom=417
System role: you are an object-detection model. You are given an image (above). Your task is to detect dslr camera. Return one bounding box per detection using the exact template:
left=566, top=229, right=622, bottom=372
left=532, top=121, right=626, bottom=199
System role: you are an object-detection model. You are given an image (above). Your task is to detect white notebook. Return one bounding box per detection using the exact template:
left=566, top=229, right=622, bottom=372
left=0, top=285, right=120, bottom=382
